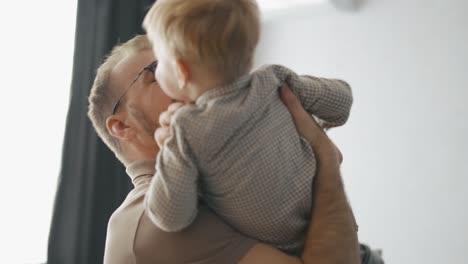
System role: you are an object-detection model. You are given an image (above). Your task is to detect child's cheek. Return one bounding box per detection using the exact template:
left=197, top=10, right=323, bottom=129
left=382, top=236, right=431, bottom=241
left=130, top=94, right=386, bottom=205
left=155, top=66, right=167, bottom=89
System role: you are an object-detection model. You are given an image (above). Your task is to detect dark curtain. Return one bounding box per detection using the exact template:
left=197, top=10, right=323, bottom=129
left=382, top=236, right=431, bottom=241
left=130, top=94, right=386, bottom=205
left=47, top=1, right=154, bottom=263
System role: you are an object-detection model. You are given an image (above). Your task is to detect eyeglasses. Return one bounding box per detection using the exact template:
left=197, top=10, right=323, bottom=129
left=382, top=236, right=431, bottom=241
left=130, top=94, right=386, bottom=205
left=111, top=60, right=158, bottom=115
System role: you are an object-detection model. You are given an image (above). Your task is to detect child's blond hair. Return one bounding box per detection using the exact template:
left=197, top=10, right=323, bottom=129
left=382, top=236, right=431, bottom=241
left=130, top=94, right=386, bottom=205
left=143, top=0, right=260, bottom=83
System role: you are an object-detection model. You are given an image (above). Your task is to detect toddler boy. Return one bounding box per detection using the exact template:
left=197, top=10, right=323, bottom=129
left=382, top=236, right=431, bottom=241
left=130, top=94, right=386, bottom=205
left=143, top=0, right=353, bottom=254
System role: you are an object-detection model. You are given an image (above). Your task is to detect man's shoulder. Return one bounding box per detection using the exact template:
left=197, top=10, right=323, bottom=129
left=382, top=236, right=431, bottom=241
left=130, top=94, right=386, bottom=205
left=107, top=187, right=146, bottom=231
left=104, top=188, right=145, bottom=264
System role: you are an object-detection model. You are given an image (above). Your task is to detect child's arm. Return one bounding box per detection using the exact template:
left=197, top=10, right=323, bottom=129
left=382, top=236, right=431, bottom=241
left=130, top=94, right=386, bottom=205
left=144, top=123, right=199, bottom=232
left=268, top=65, right=353, bottom=128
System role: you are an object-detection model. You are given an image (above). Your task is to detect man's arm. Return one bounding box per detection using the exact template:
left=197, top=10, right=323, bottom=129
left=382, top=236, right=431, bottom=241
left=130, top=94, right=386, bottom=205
left=239, top=85, right=360, bottom=264
left=284, top=84, right=360, bottom=264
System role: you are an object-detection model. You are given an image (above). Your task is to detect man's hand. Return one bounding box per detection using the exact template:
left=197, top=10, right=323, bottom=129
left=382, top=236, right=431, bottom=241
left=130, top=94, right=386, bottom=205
left=279, top=83, right=343, bottom=165
left=154, top=102, right=185, bottom=149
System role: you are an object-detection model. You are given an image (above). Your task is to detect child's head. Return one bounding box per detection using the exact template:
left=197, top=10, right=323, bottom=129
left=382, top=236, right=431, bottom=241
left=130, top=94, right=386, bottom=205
left=143, top=0, right=260, bottom=101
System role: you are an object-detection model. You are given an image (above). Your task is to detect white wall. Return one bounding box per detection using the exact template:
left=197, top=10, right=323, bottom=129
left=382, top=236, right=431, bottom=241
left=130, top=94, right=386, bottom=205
left=256, top=0, right=468, bottom=263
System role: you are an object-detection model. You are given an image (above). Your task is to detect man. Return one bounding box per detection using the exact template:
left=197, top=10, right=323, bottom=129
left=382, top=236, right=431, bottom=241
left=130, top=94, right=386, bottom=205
left=88, top=35, right=382, bottom=264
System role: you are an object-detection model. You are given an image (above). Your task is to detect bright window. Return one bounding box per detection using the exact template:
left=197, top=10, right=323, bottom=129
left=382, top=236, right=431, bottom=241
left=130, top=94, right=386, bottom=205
left=0, top=1, right=77, bottom=263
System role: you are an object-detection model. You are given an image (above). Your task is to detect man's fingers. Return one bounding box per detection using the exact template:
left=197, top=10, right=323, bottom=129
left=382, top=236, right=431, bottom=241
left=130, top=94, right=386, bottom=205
left=279, top=84, right=317, bottom=129
left=279, top=85, right=322, bottom=146
left=279, top=83, right=302, bottom=112
left=279, top=85, right=343, bottom=164
left=336, top=146, right=343, bottom=164
left=155, top=127, right=171, bottom=149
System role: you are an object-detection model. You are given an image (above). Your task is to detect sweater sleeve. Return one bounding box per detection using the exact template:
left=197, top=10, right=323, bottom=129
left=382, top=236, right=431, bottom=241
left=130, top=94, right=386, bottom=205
left=144, top=119, right=199, bottom=232
left=269, top=64, right=353, bottom=128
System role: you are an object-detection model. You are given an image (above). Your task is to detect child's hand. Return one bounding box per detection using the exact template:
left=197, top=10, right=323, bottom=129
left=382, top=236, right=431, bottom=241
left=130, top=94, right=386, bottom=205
left=154, top=102, right=185, bottom=148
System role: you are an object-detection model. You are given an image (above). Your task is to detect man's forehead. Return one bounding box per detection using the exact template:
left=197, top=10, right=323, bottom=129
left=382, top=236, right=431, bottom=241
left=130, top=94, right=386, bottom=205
left=110, top=50, right=154, bottom=91
left=114, top=50, right=154, bottom=77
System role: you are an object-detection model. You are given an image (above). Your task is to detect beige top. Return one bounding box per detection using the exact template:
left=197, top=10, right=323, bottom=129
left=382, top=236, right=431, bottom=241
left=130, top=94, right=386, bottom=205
left=103, top=160, right=256, bottom=264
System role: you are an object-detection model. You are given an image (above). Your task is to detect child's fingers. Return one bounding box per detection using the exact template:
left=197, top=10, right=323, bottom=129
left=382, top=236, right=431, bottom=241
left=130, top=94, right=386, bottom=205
left=159, top=102, right=186, bottom=127
left=168, top=102, right=185, bottom=112
left=159, top=111, right=171, bottom=127
left=155, top=127, right=171, bottom=148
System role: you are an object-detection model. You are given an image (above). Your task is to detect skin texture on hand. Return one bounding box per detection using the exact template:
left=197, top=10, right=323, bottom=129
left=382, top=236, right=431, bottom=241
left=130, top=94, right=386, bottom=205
left=279, top=85, right=360, bottom=264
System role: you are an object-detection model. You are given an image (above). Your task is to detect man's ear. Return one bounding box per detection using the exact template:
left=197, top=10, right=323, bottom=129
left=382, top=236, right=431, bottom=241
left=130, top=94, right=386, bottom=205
left=175, top=58, right=190, bottom=90
left=106, top=115, right=133, bottom=141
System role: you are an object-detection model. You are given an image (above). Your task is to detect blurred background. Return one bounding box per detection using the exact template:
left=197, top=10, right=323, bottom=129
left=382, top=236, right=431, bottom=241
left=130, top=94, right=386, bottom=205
left=0, top=0, right=466, bottom=263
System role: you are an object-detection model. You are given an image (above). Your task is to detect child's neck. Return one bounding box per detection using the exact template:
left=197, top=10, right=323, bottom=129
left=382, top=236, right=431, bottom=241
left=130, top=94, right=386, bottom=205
left=188, top=70, right=226, bottom=101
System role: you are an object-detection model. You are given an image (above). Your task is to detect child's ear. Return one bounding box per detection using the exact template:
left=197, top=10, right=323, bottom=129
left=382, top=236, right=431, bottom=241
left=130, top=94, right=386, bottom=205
left=175, top=59, right=190, bottom=90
